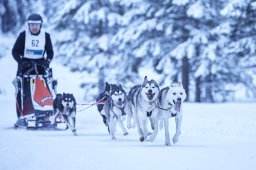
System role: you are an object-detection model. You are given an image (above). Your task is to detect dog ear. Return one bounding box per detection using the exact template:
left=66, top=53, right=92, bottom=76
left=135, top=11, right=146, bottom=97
left=105, top=82, right=111, bottom=92
left=144, top=76, right=148, bottom=81
left=152, top=80, right=159, bottom=88
left=72, top=94, right=76, bottom=103
left=142, top=76, right=148, bottom=86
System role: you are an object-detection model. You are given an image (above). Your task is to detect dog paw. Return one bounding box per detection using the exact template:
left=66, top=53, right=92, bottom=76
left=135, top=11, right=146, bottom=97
left=165, top=139, right=172, bottom=146
left=139, top=137, right=144, bottom=142
left=72, top=129, right=77, bottom=136
left=148, top=134, right=157, bottom=142
left=147, top=132, right=152, bottom=136
left=165, top=142, right=171, bottom=146
left=112, top=136, right=116, bottom=140
left=173, top=137, right=179, bottom=144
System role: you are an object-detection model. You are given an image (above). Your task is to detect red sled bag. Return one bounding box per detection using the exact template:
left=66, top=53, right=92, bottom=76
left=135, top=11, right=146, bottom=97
left=33, top=76, right=53, bottom=107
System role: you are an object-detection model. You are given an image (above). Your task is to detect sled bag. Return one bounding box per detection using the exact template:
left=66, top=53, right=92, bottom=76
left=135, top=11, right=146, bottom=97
left=33, top=76, right=53, bottom=107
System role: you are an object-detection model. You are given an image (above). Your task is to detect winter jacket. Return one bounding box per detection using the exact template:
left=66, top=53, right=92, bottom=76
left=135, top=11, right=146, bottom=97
left=12, top=30, right=54, bottom=64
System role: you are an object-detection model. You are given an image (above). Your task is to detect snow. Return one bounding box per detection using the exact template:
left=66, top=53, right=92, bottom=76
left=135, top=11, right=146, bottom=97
left=1, top=52, right=256, bottom=170
left=187, top=1, right=204, bottom=19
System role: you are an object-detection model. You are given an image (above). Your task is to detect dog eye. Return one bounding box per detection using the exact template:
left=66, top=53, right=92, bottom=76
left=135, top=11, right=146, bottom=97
left=173, top=93, right=176, bottom=95
left=180, top=92, right=183, bottom=95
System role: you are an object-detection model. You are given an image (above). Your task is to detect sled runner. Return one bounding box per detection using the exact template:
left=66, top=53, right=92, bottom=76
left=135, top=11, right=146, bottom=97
left=13, top=61, right=64, bottom=129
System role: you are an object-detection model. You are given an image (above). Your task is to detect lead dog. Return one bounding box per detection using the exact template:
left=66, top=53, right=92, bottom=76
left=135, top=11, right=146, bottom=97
left=128, top=76, right=160, bottom=142
left=103, top=84, right=131, bottom=140
left=53, top=93, right=77, bottom=136
left=159, top=82, right=186, bottom=146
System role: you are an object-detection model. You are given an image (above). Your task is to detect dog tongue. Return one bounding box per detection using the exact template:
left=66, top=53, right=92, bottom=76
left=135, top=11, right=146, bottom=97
left=175, top=102, right=181, bottom=112
left=147, top=93, right=154, bottom=100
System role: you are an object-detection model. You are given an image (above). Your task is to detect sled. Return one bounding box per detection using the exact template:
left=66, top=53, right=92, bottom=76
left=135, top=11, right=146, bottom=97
left=13, top=61, right=64, bottom=130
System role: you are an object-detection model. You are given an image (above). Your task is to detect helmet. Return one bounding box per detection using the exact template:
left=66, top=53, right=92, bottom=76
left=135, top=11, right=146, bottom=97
left=27, top=13, right=43, bottom=24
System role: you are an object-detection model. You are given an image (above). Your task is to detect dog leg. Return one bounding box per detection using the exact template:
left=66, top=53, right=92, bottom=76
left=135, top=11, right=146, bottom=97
left=129, top=105, right=136, bottom=129
left=109, top=117, right=116, bottom=140
left=127, top=114, right=132, bottom=129
left=148, top=118, right=158, bottom=142
left=173, top=116, right=182, bottom=144
left=133, top=110, right=144, bottom=141
left=117, top=116, right=128, bottom=136
left=71, top=117, right=77, bottom=136
left=140, top=118, right=149, bottom=141
left=63, top=115, right=76, bottom=136
left=164, top=118, right=171, bottom=146
left=125, top=104, right=133, bottom=129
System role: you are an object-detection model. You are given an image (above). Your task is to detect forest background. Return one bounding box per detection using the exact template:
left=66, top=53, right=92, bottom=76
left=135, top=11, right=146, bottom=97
left=0, top=0, right=256, bottom=102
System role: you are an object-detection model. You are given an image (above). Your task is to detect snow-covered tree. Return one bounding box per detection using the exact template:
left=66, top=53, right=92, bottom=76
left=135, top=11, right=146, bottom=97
left=1, top=0, right=256, bottom=102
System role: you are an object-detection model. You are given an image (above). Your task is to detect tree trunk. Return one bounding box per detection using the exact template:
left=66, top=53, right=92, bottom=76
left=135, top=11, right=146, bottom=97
left=195, top=76, right=201, bottom=102
left=182, top=56, right=189, bottom=101
left=205, top=74, right=214, bottom=103
left=98, top=67, right=105, bottom=94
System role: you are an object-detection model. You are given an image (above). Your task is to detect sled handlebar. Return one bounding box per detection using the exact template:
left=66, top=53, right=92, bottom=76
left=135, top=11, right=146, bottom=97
left=19, top=61, right=50, bottom=76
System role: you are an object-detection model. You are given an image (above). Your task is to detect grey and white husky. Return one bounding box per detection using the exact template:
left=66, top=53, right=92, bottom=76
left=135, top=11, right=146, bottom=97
left=128, top=76, right=160, bottom=142
left=103, top=84, right=131, bottom=140
left=159, top=82, right=186, bottom=146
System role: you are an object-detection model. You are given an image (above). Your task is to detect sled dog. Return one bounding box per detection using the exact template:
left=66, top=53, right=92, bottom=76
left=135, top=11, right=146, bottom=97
left=159, top=82, right=186, bottom=146
left=128, top=76, right=160, bottom=142
left=103, top=84, right=131, bottom=140
left=96, top=82, right=113, bottom=126
left=53, top=93, right=77, bottom=136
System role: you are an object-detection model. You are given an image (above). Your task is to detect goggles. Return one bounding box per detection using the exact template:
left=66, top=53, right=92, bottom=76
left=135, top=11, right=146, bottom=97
left=28, top=20, right=42, bottom=24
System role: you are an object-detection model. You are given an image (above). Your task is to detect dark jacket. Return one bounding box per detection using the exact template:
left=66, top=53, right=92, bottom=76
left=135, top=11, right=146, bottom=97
left=12, top=30, right=54, bottom=64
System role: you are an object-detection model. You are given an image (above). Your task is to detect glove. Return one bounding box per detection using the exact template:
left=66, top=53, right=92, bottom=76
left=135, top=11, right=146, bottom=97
left=19, top=60, right=30, bottom=70
left=40, top=59, right=51, bottom=68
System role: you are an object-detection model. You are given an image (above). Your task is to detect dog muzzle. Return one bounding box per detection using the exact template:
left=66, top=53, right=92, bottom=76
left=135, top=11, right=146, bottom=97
left=116, top=101, right=124, bottom=108
left=146, top=93, right=155, bottom=100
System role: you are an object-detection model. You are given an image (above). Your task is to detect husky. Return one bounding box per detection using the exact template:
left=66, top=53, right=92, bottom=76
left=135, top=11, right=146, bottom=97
left=128, top=76, right=160, bottom=142
left=103, top=84, right=131, bottom=140
left=53, top=93, right=77, bottom=136
left=96, top=82, right=113, bottom=126
left=159, top=82, right=186, bottom=146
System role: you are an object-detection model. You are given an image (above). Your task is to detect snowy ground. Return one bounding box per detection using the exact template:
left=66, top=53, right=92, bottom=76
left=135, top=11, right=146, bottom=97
left=0, top=57, right=256, bottom=170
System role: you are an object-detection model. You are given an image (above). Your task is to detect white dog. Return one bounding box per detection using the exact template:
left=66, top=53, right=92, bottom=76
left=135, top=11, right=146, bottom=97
left=159, top=82, right=186, bottom=146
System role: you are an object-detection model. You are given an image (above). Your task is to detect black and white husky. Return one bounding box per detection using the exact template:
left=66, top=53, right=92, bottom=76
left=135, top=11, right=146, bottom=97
left=128, top=76, right=160, bottom=142
left=53, top=93, right=77, bottom=136
left=102, top=84, right=131, bottom=140
left=159, top=82, right=186, bottom=146
left=96, top=82, right=113, bottom=126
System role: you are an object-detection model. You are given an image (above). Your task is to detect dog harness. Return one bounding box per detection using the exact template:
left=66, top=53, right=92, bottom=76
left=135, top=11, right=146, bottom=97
left=154, top=101, right=178, bottom=117
left=24, top=30, right=45, bottom=59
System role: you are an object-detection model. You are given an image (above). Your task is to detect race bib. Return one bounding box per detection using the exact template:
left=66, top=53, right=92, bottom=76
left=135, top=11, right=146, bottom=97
left=24, top=30, right=45, bottom=59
